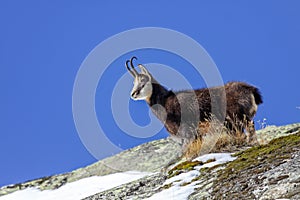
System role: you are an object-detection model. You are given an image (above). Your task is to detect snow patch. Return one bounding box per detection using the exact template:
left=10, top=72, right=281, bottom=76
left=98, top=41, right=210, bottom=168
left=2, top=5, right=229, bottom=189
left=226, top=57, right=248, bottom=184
left=147, top=181, right=199, bottom=200
left=1, top=153, right=236, bottom=200
left=0, top=171, right=150, bottom=200
left=194, top=153, right=236, bottom=170
left=146, top=153, right=236, bottom=200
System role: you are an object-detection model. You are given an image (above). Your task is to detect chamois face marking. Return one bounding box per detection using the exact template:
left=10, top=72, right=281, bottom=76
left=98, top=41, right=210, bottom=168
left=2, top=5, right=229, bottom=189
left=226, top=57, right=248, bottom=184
left=131, top=73, right=152, bottom=100
left=125, top=57, right=153, bottom=101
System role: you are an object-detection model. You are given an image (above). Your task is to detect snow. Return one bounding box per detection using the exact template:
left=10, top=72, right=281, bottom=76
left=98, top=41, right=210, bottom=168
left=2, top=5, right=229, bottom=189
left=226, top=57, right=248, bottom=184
left=146, top=182, right=198, bottom=200
left=1, top=153, right=236, bottom=200
left=146, top=153, right=236, bottom=200
left=147, top=169, right=201, bottom=200
left=193, top=153, right=236, bottom=170
left=164, top=170, right=200, bottom=185
left=0, top=171, right=150, bottom=200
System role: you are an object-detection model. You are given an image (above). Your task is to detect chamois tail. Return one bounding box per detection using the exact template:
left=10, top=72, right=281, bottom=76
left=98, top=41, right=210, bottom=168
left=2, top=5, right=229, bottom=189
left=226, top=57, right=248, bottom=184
left=252, top=87, right=263, bottom=105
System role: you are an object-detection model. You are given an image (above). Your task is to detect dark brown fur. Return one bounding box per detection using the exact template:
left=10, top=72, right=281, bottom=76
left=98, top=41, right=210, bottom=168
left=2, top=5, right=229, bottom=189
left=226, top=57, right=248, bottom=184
left=147, top=81, right=263, bottom=146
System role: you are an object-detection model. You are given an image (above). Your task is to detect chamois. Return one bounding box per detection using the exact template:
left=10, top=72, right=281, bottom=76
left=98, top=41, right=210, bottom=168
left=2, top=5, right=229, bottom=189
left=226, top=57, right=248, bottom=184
left=126, top=57, right=263, bottom=148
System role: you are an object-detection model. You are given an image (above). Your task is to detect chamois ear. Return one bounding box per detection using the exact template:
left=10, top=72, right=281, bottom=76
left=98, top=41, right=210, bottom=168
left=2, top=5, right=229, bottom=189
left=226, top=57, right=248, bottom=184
left=138, top=64, right=152, bottom=78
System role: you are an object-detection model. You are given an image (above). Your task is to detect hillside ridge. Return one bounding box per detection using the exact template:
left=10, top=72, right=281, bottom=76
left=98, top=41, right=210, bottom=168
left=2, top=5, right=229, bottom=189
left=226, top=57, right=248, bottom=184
left=1, top=123, right=300, bottom=199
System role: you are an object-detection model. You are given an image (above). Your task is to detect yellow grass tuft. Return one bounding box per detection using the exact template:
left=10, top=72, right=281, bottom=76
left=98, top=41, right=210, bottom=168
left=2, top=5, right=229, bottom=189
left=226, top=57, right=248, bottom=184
left=184, top=117, right=251, bottom=159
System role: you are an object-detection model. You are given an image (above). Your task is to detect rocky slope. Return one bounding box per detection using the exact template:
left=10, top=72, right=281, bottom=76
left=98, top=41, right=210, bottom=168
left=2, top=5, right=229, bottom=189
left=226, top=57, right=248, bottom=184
left=1, top=123, right=300, bottom=199
left=0, top=135, right=181, bottom=196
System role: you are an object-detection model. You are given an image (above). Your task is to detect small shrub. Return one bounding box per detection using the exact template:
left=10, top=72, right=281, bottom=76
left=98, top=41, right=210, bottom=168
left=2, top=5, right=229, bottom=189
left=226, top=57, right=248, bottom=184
left=183, top=116, right=252, bottom=159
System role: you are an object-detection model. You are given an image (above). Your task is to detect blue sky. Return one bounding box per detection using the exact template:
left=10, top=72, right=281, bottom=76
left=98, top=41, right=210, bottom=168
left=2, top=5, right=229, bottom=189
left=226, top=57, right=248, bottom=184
left=0, top=1, right=299, bottom=186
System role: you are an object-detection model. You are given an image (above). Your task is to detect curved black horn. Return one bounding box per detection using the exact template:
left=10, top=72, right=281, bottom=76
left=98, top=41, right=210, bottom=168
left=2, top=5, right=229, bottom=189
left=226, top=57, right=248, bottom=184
left=130, top=56, right=139, bottom=75
left=130, top=56, right=137, bottom=65
left=126, top=60, right=136, bottom=77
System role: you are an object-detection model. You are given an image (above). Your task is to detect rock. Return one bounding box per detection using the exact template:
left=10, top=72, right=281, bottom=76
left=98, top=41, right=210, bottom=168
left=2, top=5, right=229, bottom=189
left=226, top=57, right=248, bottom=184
left=1, top=123, right=300, bottom=199
left=83, top=173, right=167, bottom=200
left=190, top=126, right=300, bottom=200
left=0, top=137, right=181, bottom=197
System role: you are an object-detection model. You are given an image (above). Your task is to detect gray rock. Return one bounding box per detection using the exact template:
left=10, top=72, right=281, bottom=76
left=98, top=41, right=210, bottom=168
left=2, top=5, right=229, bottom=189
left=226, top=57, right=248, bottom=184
left=0, top=137, right=181, bottom=196
left=83, top=173, right=167, bottom=200
left=1, top=123, right=300, bottom=199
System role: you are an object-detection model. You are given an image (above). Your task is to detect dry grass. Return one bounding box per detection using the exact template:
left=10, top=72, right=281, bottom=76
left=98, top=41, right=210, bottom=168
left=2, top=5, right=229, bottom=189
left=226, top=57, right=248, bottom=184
left=184, top=117, right=252, bottom=160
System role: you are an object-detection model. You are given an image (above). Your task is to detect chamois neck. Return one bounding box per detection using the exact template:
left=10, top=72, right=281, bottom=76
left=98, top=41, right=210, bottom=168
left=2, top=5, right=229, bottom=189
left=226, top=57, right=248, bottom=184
left=147, top=83, right=174, bottom=107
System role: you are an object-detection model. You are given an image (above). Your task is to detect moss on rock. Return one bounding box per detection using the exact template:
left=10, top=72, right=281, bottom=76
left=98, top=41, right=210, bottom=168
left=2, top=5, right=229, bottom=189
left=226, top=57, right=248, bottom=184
left=210, top=131, right=300, bottom=199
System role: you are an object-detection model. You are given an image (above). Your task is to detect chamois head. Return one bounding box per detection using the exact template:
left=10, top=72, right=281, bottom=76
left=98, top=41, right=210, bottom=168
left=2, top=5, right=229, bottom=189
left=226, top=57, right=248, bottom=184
left=126, top=57, right=153, bottom=101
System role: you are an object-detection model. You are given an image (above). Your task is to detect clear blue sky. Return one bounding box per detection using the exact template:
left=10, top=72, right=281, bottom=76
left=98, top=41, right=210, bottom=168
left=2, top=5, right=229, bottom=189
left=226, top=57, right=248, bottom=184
left=0, top=1, right=299, bottom=187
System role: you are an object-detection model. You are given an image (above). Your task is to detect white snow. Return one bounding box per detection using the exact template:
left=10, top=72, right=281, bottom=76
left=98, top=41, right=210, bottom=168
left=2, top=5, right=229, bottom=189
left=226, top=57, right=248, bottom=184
left=164, top=170, right=200, bottom=186
left=193, top=153, right=236, bottom=170
left=147, top=181, right=199, bottom=200
left=1, top=153, right=236, bottom=200
left=0, top=171, right=150, bottom=200
left=146, top=153, right=236, bottom=200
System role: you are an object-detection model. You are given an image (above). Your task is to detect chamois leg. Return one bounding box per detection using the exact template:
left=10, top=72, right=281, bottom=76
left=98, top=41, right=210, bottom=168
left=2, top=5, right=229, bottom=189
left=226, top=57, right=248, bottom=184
left=246, top=120, right=258, bottom=145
